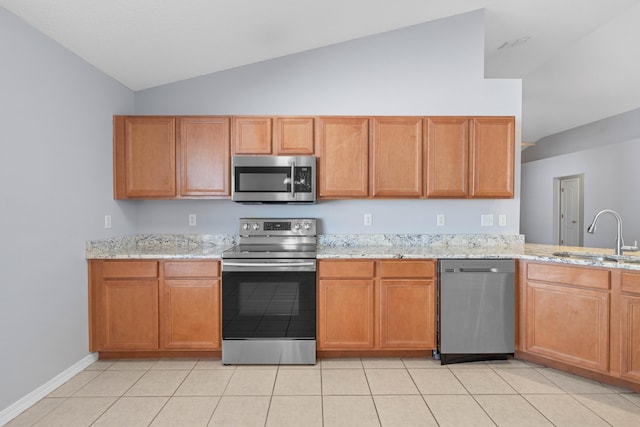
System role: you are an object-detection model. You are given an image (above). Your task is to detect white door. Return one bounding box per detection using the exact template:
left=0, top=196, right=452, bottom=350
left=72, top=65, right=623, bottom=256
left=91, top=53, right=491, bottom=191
left=559, top=177, right=582, bottom=246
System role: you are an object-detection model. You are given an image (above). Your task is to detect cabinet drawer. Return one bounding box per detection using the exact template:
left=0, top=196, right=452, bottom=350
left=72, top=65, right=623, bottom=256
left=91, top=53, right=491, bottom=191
left=527, top=262, right=610, bottom=290
left=318, top=261, right=375, bottom=278
left=621, top=271, right=640, bottom=294
left=163, top=261, right=220, bottom=278
left=380, top=260, right=435, bottom=278
left=102, top=261, right=158, bottom=278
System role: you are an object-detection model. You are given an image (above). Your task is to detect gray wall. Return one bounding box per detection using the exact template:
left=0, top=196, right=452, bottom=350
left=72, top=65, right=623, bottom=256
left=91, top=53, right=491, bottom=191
left=134, top=10, right=523, bottom=236
left=0, top=7, right=136, bottom=413
left=521, top=109, right=640, bottom=247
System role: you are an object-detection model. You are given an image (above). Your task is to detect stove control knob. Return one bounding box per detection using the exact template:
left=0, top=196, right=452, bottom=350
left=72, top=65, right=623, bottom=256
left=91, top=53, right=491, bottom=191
left=252, top=223, right=260, bottom=230
left=293, top=223, right=301, bottom=231
left=242, top=223, right=250, bottom=230
left=303, top=221, right=312, bottom=230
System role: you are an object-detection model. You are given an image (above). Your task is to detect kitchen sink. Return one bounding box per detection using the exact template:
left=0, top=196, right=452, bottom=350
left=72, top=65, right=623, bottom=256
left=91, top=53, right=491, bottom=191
left=552, top=251, right=640, bottom=264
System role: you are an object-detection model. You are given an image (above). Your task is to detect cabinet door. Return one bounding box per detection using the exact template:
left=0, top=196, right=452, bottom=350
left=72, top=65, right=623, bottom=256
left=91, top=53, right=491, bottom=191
left=161, top=279, right=221, bottom=350
left=469, top=117, right=515, bottom=198
left=620, top=294, right=640, bottom=382
left=525, top=281, right=609, bottom=372
left=425, top=117, right=469, bottom=198
left=101, top=280, right=159, bottom=350
left=371, top=117, right=423, bottom=197
left=378, top=279, right=436, bottom=349
left=232, top=116, right=272, bottom=154
left=316, top=117, right=369, bottom=198
left=178, top=117, right=230, bottom=197
left=318, top=279, right=375, bottom=349
left=274, top=117, right=314, bottom=154
left=114, top=116, right=176, bottom=198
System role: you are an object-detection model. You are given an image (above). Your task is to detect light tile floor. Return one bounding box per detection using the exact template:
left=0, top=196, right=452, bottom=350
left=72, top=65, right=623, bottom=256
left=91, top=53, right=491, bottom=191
left=6, top=357, right=640, bottom=426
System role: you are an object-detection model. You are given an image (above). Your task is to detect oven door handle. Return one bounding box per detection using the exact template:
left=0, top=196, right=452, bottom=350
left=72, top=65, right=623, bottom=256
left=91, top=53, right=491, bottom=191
left=223, top=261, right=315, bottom=268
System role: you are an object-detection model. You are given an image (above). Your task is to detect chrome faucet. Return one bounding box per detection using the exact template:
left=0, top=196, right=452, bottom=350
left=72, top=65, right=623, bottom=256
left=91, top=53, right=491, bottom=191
left=587, top=209, right=638, bottom=255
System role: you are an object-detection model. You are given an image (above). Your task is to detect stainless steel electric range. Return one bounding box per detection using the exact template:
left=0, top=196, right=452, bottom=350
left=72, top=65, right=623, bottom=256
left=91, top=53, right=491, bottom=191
left=221, top=218, right=317, bottom=365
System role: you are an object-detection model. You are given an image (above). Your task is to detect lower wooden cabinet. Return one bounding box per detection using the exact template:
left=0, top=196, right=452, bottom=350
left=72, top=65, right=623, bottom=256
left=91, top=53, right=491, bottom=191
left=318, top=278, right=375, bottom=349
left=101, top=280, right=159, bottom=350
left=620, top=271, right=640, bottom=382
left=522, top=261, right=610, bottom=373
left=89, top=259, right=221, bottom=353
left=317, top=259, right=436, bottom=351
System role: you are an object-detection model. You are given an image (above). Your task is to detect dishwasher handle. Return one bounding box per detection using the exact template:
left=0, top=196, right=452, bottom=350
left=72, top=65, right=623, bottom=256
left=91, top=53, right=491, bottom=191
left=443, top=267, right=500, bottom=273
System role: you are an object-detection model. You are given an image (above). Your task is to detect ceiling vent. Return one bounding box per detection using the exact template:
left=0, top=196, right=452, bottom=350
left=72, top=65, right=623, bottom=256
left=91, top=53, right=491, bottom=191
left=498, top=36, right=531, bottom=50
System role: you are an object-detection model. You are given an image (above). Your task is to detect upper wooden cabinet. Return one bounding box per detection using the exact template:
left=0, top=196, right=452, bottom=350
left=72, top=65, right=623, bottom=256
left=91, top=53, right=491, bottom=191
left=469, top=117, right=515, bottom=198
left=178, top=117, right=230, bottom=197
left=232, top=116, right=272, bottom=154
left=114, top=116, right=177, bottom=198
left=426, top=116, right=514, bottom=198
left=274, top=117, right=315, bottom=154
left=232, top=116, right=314, bottom=155
left=317, top=117, right=370, bottom=198
left=425, top=117, right=469, bottom=198
left=371, top=117, right=423, bottom=197
left=114, top=116, right=230, bottom=199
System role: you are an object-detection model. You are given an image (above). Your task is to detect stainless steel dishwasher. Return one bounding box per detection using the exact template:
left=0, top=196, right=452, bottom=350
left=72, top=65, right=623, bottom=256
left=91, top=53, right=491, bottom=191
left=437, top=259, right=515, bottom=365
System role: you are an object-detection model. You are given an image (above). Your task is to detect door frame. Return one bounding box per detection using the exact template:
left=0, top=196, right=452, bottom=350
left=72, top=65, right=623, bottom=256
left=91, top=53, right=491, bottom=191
left=553, top=174, right=584, bottom=246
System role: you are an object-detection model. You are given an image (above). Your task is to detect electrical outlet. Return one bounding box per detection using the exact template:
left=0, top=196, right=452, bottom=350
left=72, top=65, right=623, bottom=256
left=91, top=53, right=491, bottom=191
left=498, top=214, right=507, bottom=227
left=104, top=215, right=111, bottom=229
left=364, top=213, right=372, bottom=226
left=188, top=214, right=197, bottom=226
left=481, top=214, right=494, bottom=227
left=437, top=214, right=445, bottom=226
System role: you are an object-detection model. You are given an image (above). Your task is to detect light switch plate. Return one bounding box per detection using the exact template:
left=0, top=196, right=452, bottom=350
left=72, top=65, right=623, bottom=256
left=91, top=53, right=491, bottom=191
left=188, top=214, right=197, bottom=226
left=437, top=214, right=445, bottom=226
left=104, top=215, right=111, bottom=229
left=364, top=213, right=372, bottom=226
left=498, top=214, right=507, bottom=227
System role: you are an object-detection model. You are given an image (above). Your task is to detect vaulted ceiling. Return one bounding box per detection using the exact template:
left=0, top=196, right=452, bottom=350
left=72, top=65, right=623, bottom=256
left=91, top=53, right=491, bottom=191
left=2, top=0, right=639, bottom=143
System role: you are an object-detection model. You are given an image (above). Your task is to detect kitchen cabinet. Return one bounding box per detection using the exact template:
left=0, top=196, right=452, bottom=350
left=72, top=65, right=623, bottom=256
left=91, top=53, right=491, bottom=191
left=317, top=259, right=436, bottom=351
left=90, top=261, right=160, bottom=350
left=114, top=116, right=176, bottom=198
left=232, top=116, right=272, bottom=154
left=232, top=116, right=315, bottom=155
left=274, top=117, right=315, bottom=154
left=161, top=261, right=221, bottom=350
left=371, top=117, right=423, bottom=197
left=178, top=117, right=230, bottom=197
left=521, top=261, right=611, bottom=373
left=114, top=115, right=231, bottom=199
left=378, top=260, right=436, bottom=348
left=426, top=116, right=514, bottom=198
left=425, top=116, right=469, bottom=197
left=469, top=117, right=515, bottom=198
left=619, top=271, right=640, bottom=382
left=89, top=259, right=221, bottom=354
left=317, top=261, right=375, bottom=349
left=316, top=117, right=370, bottom=198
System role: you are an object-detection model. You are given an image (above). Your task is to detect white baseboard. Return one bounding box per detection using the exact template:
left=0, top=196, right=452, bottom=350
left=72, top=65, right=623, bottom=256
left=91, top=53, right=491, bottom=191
left=0, top=353, right=99, bottom=426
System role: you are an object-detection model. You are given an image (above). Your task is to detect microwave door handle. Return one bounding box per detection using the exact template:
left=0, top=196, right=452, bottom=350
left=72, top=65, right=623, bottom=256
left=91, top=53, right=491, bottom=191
left=290, top=161, right=296, bottom=198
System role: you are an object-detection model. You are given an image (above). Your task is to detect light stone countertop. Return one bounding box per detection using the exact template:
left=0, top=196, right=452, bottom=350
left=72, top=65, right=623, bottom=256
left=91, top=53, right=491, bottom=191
left=84, top=233, right=640, bottom=270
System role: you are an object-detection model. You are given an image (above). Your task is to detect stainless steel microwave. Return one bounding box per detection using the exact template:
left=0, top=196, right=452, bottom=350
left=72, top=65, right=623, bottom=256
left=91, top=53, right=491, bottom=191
left=231, top=155, right=316, bottom=203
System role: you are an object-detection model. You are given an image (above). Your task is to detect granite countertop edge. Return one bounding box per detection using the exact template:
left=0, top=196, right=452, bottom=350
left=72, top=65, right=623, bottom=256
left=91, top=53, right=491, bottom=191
left=84, top=234, right=640, bottom=270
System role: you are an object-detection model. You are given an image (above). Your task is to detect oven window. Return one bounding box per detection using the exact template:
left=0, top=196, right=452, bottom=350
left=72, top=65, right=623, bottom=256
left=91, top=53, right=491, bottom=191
left=222, top=271, right=316, bottom=339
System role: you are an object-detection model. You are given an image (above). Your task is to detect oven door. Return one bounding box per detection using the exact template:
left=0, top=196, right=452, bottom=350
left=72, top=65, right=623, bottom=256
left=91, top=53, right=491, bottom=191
left=221, top=259, right=316, bottom=340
